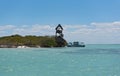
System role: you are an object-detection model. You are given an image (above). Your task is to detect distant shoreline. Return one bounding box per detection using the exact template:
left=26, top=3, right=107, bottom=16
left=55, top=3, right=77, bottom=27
left=0, top=34, right=67, bottom=48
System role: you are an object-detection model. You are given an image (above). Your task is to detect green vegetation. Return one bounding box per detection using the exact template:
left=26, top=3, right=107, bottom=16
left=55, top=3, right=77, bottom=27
left=0, top=34, right=67, bottom=48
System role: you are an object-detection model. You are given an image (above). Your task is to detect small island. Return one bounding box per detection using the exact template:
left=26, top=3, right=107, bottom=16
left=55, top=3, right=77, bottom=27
left=0, top=24, right=67, bottom=48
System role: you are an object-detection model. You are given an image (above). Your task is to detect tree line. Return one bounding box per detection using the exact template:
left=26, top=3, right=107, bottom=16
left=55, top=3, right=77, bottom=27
left=0, top=34, right=67, bottom=47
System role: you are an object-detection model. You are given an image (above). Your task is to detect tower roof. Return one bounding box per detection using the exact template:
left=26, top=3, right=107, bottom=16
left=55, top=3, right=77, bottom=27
left=55, top=24, right=63, bottom=30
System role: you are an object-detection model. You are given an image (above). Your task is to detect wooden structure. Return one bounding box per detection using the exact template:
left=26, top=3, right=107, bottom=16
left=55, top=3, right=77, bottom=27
left=55, top=24, right=66, bottom=47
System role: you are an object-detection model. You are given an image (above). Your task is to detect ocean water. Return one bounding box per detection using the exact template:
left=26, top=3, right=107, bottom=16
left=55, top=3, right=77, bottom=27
left=0, top=44, right=120, bottom=76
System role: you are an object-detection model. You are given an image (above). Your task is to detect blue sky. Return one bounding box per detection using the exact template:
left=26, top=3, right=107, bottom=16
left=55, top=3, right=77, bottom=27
left=0, top=0, right=120, bottom=44
left=0, top=0, right=120, bottom=25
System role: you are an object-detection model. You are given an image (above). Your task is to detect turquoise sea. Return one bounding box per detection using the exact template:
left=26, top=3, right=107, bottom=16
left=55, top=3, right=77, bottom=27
left=0, top=44, right=120, bottom=76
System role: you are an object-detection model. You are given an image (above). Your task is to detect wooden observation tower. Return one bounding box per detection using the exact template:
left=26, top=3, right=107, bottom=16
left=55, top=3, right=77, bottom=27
left=55, top=24, right=66, bottom=47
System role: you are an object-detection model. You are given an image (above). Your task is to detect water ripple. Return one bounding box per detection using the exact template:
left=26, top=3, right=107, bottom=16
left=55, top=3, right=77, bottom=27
left=62, top=48, right=120, bottom=55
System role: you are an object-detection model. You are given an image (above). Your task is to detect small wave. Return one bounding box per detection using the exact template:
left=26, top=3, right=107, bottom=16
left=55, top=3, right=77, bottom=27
left=62, top=48, right=120, bottom=55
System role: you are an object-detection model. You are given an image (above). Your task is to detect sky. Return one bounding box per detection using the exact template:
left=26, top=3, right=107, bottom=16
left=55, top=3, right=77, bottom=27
left=0, top=0, right=120, bottom=44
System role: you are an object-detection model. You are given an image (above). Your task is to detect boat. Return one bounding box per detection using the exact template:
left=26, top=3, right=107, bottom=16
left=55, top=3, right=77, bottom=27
left=67, top=42, right=85, bottom=47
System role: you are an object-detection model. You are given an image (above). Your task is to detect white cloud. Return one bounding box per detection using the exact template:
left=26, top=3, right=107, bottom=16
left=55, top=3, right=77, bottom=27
left=0, top=25, right=16, bottom=31
left=63, top=21, right=120, bottom=44
left=11, top=25, right=55, bottom=36
left=0, top=21, right=120, bottom=44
